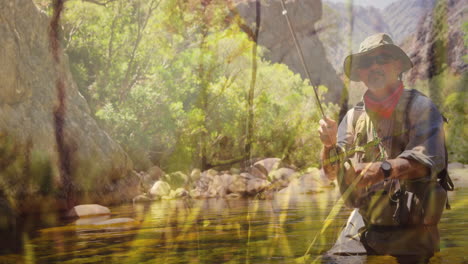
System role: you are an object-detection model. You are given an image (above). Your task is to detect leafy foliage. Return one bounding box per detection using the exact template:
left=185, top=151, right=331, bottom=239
left=57, top=0, right=333, bottom=172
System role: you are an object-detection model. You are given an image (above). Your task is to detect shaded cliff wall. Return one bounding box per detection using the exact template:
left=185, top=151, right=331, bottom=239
left=236, top=0, right=346, bottom=105
left=406, top=0, right=467, bottom=83
left=0, top=0, right=137, bottom=212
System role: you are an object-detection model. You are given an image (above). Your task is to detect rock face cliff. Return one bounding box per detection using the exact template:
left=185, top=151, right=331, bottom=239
left=0, top=0, right=137, bottom=212
left=316, top=0, right=456, bottom=76
left=236, top=0, right=346, bottom=104
left=382, top=0, right=437, bottom=44
left=316, top=2, right=392, bottom=75
left=406, top=0, right=467, bottom=82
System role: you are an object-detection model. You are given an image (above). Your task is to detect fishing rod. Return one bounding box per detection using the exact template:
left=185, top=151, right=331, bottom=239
left=278, top=1, right=374, bottom=262
left=279, top=0, right=326, bottom=119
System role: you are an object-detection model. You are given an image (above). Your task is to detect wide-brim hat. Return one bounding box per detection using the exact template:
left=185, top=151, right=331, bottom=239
left=343, top=33, right=413, bottom=81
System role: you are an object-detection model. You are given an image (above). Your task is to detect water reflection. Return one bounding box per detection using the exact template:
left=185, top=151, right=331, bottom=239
left=0, top=188, right=466, bottom=264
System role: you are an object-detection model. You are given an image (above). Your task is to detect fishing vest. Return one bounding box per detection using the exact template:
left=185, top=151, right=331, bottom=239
left=337, top=89, right=454, bottom=227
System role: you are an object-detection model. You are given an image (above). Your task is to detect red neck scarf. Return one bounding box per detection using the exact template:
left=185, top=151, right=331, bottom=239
left=364, top=82, right=404, bottom=119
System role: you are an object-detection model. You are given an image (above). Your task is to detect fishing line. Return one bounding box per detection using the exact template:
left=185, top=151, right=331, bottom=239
left=279, top=0, right=326, bottom=119
left=279, top=0, right=340, bottom=175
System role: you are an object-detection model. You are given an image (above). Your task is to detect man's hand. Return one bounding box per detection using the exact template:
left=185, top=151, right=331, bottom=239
left=354, top=162, right=385, bottom=187
left=318, top=117, right=337, bottom=147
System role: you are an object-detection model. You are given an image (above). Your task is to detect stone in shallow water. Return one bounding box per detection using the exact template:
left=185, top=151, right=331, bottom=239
left=67, top=204, right=111, bottom=218
left=132, top=194, right=153, bottom=203
left=93, top=218, right=136, bottom=226
left=173, top=188, right=189, bottom=198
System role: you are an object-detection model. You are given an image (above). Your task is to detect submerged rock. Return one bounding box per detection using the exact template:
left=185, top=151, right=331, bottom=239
left=75, top=215, right=110, bottom=225
left=93, top=218, right=136, bottom=226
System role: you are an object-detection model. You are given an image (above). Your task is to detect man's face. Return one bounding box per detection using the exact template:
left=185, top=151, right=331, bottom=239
left=356, top=49, right=402, bottom=95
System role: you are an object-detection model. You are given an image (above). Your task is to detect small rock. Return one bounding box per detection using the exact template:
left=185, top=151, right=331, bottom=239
left=254, top=158, right=282, bottom=174
left=173, top=188, right=189, bottom=198
left=67, top=204, right=111, bottom=218
left=132, top=194, right=153, bottom=203
left=226, top=193, right=242, bottom=199
left=149, top=181, right=171, bottom=198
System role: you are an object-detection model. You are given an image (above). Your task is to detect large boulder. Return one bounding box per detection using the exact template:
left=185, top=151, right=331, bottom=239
left=236, top=0, right=345, bottom=103
left=149, top=181, right=171, bottom=198
left=206, top=174, right=225, bottom=198
left=0, top=0, right=136, bottom=212
left=228, top=174, right=248, bottom=194
left=246, top=165, right=268, bottom=180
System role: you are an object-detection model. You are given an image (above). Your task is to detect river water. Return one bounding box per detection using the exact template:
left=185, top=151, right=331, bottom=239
left=0, top=187, right=466, bottom=264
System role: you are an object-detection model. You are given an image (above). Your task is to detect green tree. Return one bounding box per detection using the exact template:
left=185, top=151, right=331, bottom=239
left=59, top=0, right=332, bottom=173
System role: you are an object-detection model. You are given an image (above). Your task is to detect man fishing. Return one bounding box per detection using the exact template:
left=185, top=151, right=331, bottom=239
left=319, top=33, right=449, bottom=263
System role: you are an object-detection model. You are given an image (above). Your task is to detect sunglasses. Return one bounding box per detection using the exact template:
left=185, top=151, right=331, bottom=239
left=357, top=53, right=395, bottom=69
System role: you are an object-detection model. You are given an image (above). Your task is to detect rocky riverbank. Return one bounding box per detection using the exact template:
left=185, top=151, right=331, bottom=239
left=132, top=158, right=335, bottom=203
left=131, top=160, right=468, bottom=203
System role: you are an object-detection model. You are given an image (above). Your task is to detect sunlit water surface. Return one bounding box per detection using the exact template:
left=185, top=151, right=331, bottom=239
left=0, top=187, right=466, bottom=264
